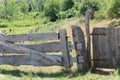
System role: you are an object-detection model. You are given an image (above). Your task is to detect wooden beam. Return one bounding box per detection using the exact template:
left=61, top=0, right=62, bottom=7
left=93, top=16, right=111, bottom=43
left=0, top=42, right=61, bottom=53
left=85, top=11, right=91, bottom=68
left=92, top=28, right=106, bottom=35
left=0, top=32, right=59, bottom=42
left=0, top=40, right=62, bottom=65
left=59, top=29, right=71, bottom=68
left=72, top=25, right=89, bottom=70
left=0, top=55, right=62, bottom=66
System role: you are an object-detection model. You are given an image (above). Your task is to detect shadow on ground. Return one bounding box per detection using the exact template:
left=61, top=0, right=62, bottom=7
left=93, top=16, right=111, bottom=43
left=0, top=69, right=87, bottom=78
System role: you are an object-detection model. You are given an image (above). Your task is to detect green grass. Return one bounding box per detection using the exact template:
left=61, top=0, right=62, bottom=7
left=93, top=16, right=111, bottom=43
left=0, top=65, right=120, bottom=80
left=0, top=18, right=48, bottom=35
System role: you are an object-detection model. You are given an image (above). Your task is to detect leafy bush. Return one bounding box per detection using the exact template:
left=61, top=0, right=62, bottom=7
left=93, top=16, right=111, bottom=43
left=44, top=0, right=60, bottom=21
left=61, top=0, right=74, bottom=11
left=80, top=0, right=99, bottom=15
left=0, top=23, right=8, bottom=28
left=108, top=0, right=120, bottom=18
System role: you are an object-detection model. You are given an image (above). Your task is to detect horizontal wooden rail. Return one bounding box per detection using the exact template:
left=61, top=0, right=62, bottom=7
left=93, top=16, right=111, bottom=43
left=0, top=55, right=62, bottom=66
left=0, top=40, right=62, bottom=65
left=92, top=28, right=106, bottom=35
left=0, top=42, right=61, bottom=53
left=0, top=32, right=59, bottom=42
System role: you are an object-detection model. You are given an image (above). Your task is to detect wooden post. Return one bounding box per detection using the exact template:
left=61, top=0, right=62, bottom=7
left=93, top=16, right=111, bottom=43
left=72, top=26, right=89, bottom=70
left=59, top=29, right=71, bottom=68
left=85, top=10, right=91, bottom=68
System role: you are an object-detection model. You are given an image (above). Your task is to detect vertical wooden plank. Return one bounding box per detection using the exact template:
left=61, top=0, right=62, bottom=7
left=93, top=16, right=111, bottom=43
left=72, top=26, right=89, bottom=70
left=92, top=28, right=112, bottom=68
left=92, top=34, right=99, bottom=67
left=114, top=28, right=120, bottom=66
left=59, top=29, right=71, bottom=68
left=85, top=11, right=91, bottom=68
left=111, top=28, right=117, bottom=67
left=105, top=28, right=114, bottom=67
left=97, top=34, right=106, bottom=67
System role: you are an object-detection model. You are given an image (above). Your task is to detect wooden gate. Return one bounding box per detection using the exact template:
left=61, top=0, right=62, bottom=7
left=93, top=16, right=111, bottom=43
left=92, top=28, right=120, bottom=68
left=0, top=26, right=89, bottom=70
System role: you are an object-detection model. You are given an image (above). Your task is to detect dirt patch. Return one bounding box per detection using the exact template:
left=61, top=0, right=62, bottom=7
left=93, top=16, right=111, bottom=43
left=61, top=19, right=119, bottom=35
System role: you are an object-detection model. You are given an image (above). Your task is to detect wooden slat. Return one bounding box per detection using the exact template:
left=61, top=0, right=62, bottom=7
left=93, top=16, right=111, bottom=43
left=0, top=40, right=62, bottom=65
left=92, top=28, right=106, bottom=35
left=105, top=28, right=114, bottom=67
left=59, top=29, right=71, bottom=68
left=0, top=32, right=59, bottom=42
left=0, top=42, right=61, bottom=53
left=92, top=33, right=99, bottom=67
left=0, top=55, right=62, bottom=66
left=98, top=34, right=109, bottom=67
left=114, top=28, right=120, bottom=66
left=72, top=26, right=89, bottom=70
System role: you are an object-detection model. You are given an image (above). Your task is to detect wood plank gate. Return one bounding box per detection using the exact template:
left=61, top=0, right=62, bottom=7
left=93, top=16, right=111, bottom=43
left=0, top=26, right=89, bottom=70
left=92, top=28, right=120, bottom=68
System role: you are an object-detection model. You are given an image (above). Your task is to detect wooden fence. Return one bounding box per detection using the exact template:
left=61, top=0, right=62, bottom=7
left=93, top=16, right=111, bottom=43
left=92, top=28, right=120, bottom=68
left=0, top=26, right=89, bottom=70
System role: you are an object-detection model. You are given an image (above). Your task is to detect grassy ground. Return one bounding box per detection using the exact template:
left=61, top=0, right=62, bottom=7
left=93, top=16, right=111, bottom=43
left=0, top=65, right=120, bottom=80
left=0, top=18, right=48, bottom=35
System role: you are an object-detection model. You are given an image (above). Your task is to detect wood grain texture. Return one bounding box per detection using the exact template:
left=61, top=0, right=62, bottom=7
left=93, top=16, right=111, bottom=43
left=0, top=42, right=61, bottom=53
left=0, top=32, right=59, bottom=42
left=59, top=29, right=71, bottom=68
left=92, top=28, right=120, bottom=68
left=72, top=25, right=89, bottom=70
left=0, top=55, right=62, bottom=66
left=0, top=40, right=62, bottom=65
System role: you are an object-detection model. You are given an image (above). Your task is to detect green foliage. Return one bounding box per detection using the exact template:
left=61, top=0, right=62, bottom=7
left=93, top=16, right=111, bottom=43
left=80, top=0, right=99, bottom=15
left=44, top=0, right=60, bottom=21
left=0, top=23, right=8, bottom=28
left=61, top=0, right=74, bottom=11
left=20, top=0, right=29, bottom=14
left=0, top=0, right=119, bottom=25
left=108, top=0, right=120, bottom=18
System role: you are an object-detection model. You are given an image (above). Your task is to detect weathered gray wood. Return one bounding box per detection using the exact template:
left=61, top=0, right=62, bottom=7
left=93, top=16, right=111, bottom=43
left=97, top=33, right=108, bottom=67
left=93, top=28, right=120, bottom=68
left=0, top=55, right=62, bottom=66
left=85, top=11, right=91, bottom=68
left=0, top=32, right=59, bottom=42
left=92, top=31, right=99, bottom=67
left=59, top=29, right=71, bottom=68
left=92, top=28, right=106, bottom=35
left=72, top=26, right=89, bottom=70
left=105, top=28, right=115, bottom=67
left=0, top=42, right=61, bottom=53
left=114, top=28, right=120, bottom=66
left=0, top=40, right=62, bottom=65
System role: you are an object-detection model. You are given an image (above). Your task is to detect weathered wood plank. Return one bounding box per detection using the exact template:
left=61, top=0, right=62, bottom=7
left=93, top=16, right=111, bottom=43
left=59, top=29, right=71, bottom=68
left=98, top=34, right=108, bottom=67
left=0, top=40, right=62, bottom=65
left=0, top=42, right=61, bottom=53
left=0, top=55, right=62, bottom=66
left=104, top=28, right=114, bottom=67
left=92, top=28, right=106, bottom=35
left=0, top=32, right=59, bottom=42
left=114, top=28, right=120, bottom=66
left=72, top=26, right=89, bottom=70
left=92, top=33, right=100, bottom=67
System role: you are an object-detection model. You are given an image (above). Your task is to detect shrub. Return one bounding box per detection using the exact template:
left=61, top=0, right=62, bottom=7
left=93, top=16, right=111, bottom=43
left=0, top=23, right=8, bottom=28
left=108, top=0, right=120, bottom=18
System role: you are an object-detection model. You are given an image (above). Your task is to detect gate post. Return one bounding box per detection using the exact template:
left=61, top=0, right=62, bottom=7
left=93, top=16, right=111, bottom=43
left=72, top=25, right=89, bottom=70
left=59, top=29, right=71, bottom=68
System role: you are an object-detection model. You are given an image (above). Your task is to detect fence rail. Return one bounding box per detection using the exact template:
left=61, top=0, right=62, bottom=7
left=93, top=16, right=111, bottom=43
left=0, top=26, right=88, bottom=70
